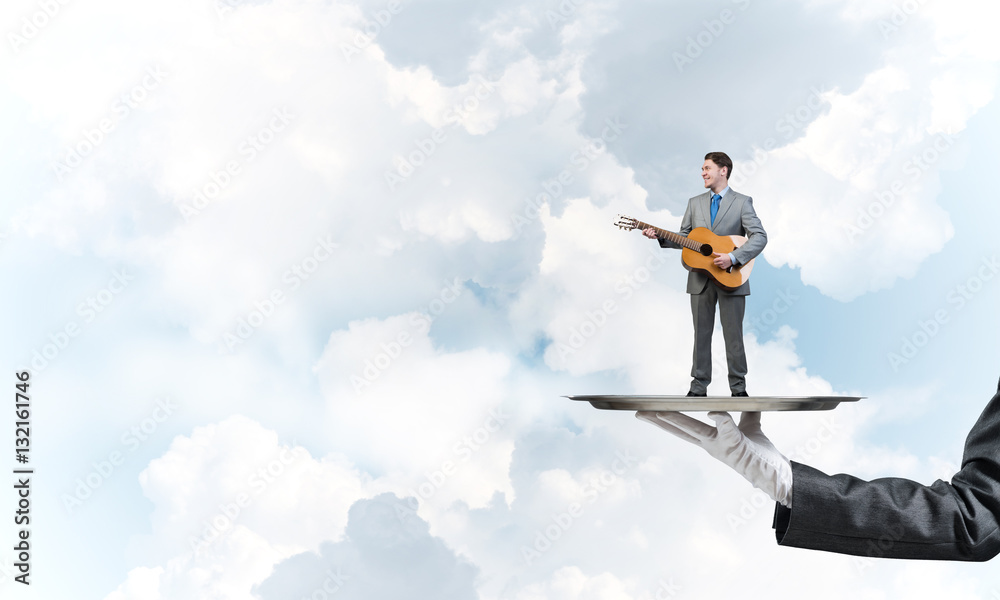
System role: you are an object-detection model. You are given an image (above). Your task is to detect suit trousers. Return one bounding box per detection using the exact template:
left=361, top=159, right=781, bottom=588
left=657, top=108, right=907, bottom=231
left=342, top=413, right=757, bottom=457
left=690, top=283, right=747, bottom=394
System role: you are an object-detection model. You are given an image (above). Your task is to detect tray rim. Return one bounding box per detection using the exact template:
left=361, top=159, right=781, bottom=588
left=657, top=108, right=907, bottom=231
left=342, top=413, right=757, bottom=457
left=565, top=395, right=863, bottom=412
left=566, top=395, right=864, bottom=400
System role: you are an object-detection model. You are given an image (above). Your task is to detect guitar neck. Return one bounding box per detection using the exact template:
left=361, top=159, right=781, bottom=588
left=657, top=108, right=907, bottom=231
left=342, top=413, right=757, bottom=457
left=633, top=220, right=702, bottom=251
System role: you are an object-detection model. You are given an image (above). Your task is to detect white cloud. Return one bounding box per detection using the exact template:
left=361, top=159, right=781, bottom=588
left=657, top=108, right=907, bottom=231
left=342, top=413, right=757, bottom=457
left=314, top=312, right=515, bottom=510
left=104, top=567, right=163, bottom=600
left=513, top=566, right=637, bottom=600
left=732, top=2, right=1000, bottom=300
left=740, top=64, right=960, bottom=300
left=255, top=493, right=479, bottom=600
left=6, top=1, right=999, bottom=599
left=106, top=415, right=368, bottom=598
left=109, top=526, right=286, bottom=600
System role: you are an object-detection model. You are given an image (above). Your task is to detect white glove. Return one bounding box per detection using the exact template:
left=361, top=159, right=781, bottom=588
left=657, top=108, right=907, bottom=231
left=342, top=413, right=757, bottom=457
left=636, top=411, right=793, bottom=507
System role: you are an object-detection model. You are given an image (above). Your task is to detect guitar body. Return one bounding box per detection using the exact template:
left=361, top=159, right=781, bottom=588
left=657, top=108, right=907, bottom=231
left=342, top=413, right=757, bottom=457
left=680, top=227, right=754, bottom=291
left=612, top=215, right=757, bottom=291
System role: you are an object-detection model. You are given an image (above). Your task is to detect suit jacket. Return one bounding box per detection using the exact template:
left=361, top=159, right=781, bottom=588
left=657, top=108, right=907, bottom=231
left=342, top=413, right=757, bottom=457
left=773, top=378, right=1000, bottom=561
left=658, top=188, right=767, bottom=296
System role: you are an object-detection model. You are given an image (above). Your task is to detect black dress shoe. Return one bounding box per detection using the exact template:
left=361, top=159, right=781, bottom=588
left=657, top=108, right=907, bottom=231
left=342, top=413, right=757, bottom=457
left=731, top=391, right=749, bottom=397
left=686, top=391, right=706, bottom=397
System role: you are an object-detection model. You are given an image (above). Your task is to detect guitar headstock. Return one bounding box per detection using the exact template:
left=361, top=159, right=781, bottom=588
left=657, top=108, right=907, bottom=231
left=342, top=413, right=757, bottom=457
left=613, top=214, right=639, bottom=231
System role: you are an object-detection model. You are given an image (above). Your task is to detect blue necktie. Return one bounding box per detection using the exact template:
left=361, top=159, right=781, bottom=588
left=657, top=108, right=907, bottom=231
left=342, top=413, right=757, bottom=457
left=710, top=193, right=721, bottom=226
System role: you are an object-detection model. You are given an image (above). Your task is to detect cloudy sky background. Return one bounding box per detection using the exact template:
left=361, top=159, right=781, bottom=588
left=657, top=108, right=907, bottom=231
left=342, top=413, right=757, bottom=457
left=2, top=0, right=1000, bottom=597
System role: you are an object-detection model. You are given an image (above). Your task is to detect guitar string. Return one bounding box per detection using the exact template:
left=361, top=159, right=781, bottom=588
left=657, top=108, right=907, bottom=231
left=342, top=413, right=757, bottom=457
left=630, top=219, right=701, bottom=251
left=617, top=217, right=751, bottom=284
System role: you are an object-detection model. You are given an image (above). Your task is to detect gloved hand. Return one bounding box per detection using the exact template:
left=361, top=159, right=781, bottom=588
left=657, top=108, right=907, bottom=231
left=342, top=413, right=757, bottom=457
left=636, top=411, right=793, bottom=507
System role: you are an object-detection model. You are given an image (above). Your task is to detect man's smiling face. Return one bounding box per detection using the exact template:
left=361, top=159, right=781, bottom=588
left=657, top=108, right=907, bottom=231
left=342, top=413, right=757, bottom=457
left=702, top=159, right=728, bottom=192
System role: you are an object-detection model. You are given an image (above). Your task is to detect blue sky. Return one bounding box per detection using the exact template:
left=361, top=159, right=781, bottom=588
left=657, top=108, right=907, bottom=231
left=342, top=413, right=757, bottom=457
left=2, top=0, right=1000, bottom=598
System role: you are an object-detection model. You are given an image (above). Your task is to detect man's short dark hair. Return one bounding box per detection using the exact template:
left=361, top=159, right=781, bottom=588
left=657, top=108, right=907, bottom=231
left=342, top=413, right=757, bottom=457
left=704, top=151, right=733, bottom=180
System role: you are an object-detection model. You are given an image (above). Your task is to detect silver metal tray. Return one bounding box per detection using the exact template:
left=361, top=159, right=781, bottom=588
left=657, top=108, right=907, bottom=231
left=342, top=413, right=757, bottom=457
left=566, top=395, right=863, bottom=412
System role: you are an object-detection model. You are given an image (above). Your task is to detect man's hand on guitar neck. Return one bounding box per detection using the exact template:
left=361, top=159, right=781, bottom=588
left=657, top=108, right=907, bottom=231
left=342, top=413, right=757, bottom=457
left=641, top=227, right=658, bottom=240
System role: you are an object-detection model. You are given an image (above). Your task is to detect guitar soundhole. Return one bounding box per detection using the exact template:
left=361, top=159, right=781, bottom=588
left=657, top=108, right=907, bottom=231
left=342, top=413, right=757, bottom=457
left=698, top=244, right=712, bottom=257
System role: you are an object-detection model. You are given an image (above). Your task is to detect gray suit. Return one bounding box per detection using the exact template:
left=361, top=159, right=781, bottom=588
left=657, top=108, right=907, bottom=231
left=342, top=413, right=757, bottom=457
left=773, top=378, right=1000, bottom=561
left=659, top=189, right=767, bottom=394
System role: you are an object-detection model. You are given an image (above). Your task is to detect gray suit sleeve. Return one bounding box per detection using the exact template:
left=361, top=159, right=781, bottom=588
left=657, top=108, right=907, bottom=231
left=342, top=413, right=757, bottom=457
left=658, top=200, right=694, bottom=250
left=773, top=381, right=1000, bottom=561
left=730, top=197, right=766, bottom=266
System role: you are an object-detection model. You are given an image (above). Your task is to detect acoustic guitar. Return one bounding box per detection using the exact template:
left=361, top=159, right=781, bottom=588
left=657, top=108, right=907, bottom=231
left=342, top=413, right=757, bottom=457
left=613, top=214, right=755, bottom=291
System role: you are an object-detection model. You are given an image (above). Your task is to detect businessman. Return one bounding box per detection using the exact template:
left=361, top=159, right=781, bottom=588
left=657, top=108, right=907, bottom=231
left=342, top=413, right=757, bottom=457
left=644, top=152, right=767, bottom=397
left=636, top=376, right=1000, bottom=561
